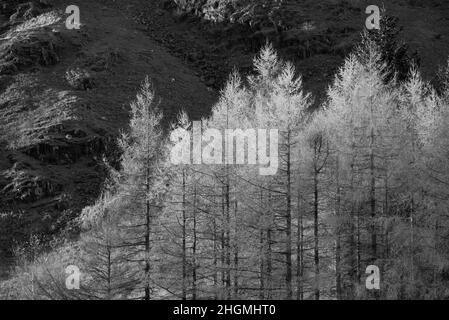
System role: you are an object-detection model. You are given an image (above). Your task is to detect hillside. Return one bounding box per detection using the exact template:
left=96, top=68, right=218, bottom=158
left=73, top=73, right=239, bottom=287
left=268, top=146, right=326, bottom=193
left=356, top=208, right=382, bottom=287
left=0, top=0, right=216, bottom=275
left=1, top=0, right=449, bottom=280
left=133, top=0, right=449, bottom=95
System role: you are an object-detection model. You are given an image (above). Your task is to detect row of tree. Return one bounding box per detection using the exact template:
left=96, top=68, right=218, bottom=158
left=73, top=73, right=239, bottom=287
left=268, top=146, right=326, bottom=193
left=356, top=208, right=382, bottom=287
left=2, top=35, right=449, bottom=299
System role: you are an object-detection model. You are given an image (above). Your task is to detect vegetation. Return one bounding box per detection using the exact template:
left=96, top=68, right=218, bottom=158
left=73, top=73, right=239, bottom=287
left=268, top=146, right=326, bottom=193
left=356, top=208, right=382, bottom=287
left=2, top=32, right=449, bottom=299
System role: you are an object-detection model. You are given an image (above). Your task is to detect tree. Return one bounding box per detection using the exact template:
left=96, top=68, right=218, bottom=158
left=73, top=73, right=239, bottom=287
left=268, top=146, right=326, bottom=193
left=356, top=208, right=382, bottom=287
left=75, top=192, right=138, bottom=299
left=116, top=77, right=169, bottom=300
left=360, top=13, right=419, bottom=84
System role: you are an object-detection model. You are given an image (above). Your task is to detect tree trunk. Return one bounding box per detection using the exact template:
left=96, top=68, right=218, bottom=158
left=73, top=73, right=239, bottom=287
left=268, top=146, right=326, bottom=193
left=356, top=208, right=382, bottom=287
left=225, top=178, right=231, bottom=299
left=182, top=169, right=187, bottom=300
left=313, top=138, right=320, bottom=300
left=192, top=188, right=198, bottom=300
left=370, top=127, right=377, bottom=262
left=285, top=132, right=292, bottom=300
left=233, top=200, right=239, bottom=298
left=296, top=190, right=304, bottom=300
left=335, top=157, right=342, bottom=300
left=145, top=165, right=151, bottom=300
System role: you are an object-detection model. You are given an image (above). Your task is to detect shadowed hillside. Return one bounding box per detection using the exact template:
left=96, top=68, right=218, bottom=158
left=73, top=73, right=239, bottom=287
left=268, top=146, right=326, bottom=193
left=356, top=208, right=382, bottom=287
left=0, top=0, right=216, bottom=276
left=134, top=0, right=449, bottom=96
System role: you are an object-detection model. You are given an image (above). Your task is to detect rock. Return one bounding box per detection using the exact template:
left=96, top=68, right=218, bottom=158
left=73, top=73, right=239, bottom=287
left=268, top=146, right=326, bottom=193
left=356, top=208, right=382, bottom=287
left=65, top=67, right=96, bottom=91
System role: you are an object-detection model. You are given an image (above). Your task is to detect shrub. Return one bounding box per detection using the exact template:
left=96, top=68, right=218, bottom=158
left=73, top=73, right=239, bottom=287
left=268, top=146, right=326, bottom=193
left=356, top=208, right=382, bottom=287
left=65, top=68, right=95, bottom=91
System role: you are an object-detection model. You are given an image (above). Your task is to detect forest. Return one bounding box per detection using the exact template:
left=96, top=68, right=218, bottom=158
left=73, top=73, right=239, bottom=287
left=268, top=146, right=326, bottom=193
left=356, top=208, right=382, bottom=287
left=1, top=8, right=449, bottom=300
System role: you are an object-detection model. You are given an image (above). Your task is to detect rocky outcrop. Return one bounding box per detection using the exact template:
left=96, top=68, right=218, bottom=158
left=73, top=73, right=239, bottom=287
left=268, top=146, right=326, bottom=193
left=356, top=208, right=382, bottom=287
left=2, top=162, right=62, bottom=202
left=170, top=0, right=284, bottom=27
left=0, top=29, right=61, bottom=75
left=0, top=9, right=63, bottom=75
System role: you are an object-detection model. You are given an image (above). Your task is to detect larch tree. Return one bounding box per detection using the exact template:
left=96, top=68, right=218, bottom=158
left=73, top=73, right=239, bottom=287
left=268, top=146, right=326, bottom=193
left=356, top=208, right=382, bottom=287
left=116, top=77, right=169, bottom=300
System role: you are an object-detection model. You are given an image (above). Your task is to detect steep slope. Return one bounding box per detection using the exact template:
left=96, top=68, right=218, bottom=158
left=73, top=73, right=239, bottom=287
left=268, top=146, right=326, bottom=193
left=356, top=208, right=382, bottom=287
left=123, top=0, right=449, bottom=98
left=0, top=0, right=216, bottom=272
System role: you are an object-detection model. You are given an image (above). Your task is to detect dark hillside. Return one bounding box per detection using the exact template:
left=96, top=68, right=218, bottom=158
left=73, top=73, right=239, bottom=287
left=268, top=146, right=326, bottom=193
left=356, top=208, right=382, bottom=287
left=0, top=0, right=215, bottom=276
left=128, top=0, right=449, bottom=97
